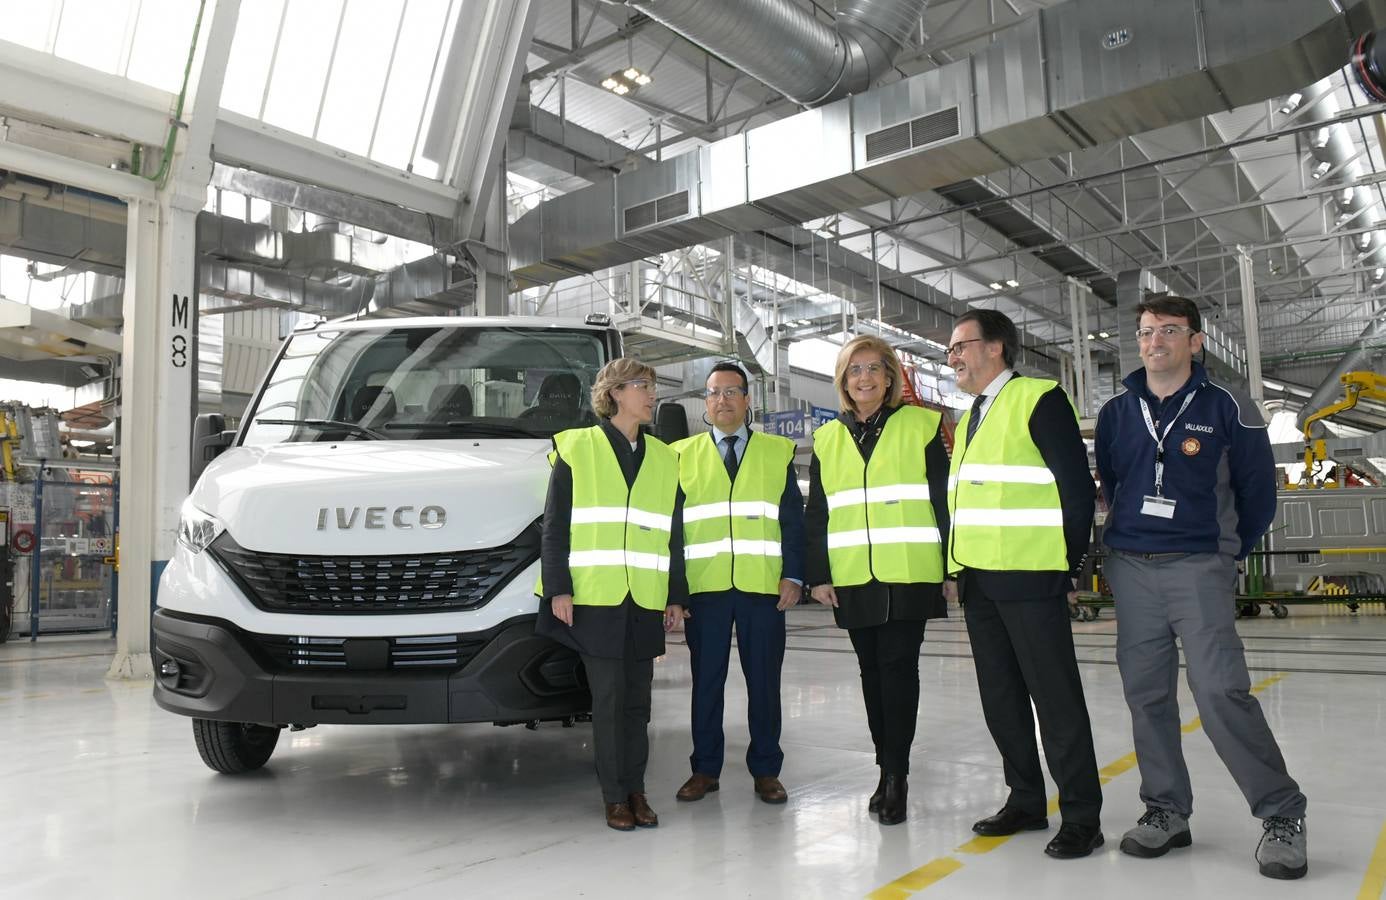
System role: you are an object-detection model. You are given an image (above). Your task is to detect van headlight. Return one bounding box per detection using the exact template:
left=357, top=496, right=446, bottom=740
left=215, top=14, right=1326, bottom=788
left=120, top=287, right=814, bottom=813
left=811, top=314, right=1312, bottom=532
left=177, top=499, right=225, bottom=554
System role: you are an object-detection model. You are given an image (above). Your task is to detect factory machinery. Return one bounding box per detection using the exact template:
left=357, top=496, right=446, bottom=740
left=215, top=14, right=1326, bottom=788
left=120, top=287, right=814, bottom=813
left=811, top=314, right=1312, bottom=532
left=0, top=402, right=116, bottom=643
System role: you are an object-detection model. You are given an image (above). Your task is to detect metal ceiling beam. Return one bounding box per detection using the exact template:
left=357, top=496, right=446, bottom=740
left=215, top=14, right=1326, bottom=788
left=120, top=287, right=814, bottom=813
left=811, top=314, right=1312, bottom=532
left=212, top=112, right=460, bottom=219
left=0, top=40, right=170, bottom=147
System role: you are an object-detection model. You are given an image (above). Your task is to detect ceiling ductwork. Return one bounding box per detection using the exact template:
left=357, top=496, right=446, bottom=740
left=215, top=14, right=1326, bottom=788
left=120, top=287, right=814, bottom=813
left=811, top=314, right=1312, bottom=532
left=513, top=0, right=1383, bottom=289
left=0, top=194, right=125, bottom=275
left=1291, top=71, right=1386, bottom=436
left=604, top=0, right=928, bottom=107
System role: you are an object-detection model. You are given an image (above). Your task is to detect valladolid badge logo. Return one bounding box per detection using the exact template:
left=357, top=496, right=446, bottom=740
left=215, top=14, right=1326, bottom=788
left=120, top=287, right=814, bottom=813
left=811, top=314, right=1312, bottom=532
left=1180, top=437, right=1201, bottom=456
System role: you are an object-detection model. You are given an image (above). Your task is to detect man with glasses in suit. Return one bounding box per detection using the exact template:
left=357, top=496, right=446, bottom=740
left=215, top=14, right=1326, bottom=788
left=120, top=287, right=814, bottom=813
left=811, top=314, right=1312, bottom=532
left=672, top=362, right=804, bottom=806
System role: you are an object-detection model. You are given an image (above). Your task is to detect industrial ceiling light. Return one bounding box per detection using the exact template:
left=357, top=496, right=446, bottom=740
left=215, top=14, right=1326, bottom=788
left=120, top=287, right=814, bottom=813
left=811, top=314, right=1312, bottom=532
left=1311, top=160, right=1332, bottom=179
left=1278, top=92, right=1303, bottom=114
left=1098, top=330, right=1110, bottom=338
left=1340, top=187, right=1357, bottom=206
left=1311, top=127, right=1332, bottom=150
left=603, top=67, right=650, bottom=95
left=1005, top=278, right=1020, bottom=288
left=1086, top=333, right=1096, bottom=340
left=988, top=281, right=1004, bottom=290
left=1374, top=266, right=1386, bottom=283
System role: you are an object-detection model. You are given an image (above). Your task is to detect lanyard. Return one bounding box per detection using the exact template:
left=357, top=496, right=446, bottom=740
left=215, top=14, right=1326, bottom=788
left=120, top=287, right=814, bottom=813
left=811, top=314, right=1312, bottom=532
left=1138, top=389, right=1197, bottom=496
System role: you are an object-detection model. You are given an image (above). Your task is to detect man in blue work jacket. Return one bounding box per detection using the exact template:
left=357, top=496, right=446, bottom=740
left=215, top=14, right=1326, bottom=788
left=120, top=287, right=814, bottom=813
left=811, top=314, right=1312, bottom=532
left=673, top=361, right=805, bottom=805
left=1095, top=294, right=1307, bottom=880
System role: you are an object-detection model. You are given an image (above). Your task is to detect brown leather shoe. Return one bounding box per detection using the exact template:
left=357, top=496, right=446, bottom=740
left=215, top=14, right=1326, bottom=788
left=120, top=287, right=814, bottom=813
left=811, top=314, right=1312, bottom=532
left=676, top=773, right=720, bottom=802
left=628, top=792, right=658, bottom=827
left=754, top=776, right=788, bottom=805
left=605, top=801, right=636, bottom=831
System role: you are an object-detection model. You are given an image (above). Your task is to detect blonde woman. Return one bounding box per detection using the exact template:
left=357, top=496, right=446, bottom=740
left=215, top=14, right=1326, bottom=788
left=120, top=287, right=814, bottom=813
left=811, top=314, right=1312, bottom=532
left=536, top=357, right=686, bottom=831
left=805, top=335, right=950, bottom=825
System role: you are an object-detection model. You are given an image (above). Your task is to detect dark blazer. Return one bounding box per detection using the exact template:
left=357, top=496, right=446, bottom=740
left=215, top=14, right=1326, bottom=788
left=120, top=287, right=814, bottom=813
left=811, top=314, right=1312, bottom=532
left=954, top=382, right=1096, bottom=603
left=535, top=419, right=687, bottom=660
left=805, top=404, right=952, bottom=629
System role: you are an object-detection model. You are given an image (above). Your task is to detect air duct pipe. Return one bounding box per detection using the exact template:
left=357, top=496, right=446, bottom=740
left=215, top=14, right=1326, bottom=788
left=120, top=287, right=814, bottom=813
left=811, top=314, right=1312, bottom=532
left=1292, top=70, right=1386, bottom=435
left=607, top=0, right=928, bottom=106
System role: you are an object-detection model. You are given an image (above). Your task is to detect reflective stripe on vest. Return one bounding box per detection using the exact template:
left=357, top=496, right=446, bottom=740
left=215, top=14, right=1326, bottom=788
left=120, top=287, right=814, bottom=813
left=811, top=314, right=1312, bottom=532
left=812, top=405, right=944, bottom=586
left=553, top=425, right=679, bottom=610
left=673, top=430, right=795, bottom=595
left=947, top=377, right=1070, bottom=573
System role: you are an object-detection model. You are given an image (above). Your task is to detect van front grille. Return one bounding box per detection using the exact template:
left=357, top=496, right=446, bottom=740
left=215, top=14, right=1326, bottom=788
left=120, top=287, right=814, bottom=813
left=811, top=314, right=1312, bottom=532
left=208, top=525, right=539, bottom=614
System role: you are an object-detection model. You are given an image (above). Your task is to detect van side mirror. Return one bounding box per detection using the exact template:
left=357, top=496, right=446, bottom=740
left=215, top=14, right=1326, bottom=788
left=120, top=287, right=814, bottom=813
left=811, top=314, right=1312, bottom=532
left=191, top=413, right=235, bottom=486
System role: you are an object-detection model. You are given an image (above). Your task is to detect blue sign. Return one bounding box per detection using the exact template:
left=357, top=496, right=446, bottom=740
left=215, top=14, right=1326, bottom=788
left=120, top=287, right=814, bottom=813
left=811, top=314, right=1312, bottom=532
left=810, top=406, right=838, bottom=430
left=763, top=410, right=807, bottom=439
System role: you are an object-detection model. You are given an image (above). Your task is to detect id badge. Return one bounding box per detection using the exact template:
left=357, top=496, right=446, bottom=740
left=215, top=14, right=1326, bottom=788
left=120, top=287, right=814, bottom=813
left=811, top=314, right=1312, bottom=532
left=1140, top=495, right=1176, bottom=519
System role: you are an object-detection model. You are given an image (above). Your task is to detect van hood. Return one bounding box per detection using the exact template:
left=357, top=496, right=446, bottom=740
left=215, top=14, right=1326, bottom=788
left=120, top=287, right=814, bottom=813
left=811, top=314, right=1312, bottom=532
left=188, top=439, right=552, bottom=554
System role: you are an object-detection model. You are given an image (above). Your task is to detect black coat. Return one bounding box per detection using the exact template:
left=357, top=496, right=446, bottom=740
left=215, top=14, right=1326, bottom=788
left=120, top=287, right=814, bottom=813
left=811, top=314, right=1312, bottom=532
left=805, top=404, right=952, bottom=630
left=535, top=419, right=687, bottom=660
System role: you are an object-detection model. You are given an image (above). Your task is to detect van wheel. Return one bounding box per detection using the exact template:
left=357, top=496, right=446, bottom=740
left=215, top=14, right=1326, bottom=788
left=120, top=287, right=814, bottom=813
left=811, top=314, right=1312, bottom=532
left=192, top=719, right=280, bottom=774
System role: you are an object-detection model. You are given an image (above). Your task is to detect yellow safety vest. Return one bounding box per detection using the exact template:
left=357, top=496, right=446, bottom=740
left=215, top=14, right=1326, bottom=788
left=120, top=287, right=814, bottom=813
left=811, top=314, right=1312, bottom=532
left=552, top=425, right=679, bottom=610
left=674, top=430, right=795, bottom=595
left=947, top=377, right=1069, bottom=573
left=813, top=405, right=944, bottom=585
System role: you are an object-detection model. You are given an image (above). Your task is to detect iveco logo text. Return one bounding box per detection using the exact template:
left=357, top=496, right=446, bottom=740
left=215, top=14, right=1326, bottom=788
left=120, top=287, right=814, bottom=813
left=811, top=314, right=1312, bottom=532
left=316, top=505, right=447, bottom=530
left=1185, top=423, right=1215, bottom=434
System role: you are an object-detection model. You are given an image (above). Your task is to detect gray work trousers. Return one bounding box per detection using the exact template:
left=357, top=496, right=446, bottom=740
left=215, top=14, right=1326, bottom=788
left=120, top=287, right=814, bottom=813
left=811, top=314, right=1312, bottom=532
left=1106, top=550, right=1306, bottom=819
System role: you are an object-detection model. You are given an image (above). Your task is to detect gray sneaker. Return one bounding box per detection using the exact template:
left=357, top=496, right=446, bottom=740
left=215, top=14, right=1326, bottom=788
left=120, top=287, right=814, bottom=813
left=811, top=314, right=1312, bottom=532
left=1119, top=807, right=1192, bottom=858
left=1256, top=816, right=1307, bottom=880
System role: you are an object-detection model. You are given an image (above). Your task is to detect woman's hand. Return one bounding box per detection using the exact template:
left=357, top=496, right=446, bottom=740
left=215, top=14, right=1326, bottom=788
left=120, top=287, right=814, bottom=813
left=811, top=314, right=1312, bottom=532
left=551, top=594, right=574, bottom=626
left=810, top=584, right=838, bottom=608
left=664, top=603, right=687, bottom=632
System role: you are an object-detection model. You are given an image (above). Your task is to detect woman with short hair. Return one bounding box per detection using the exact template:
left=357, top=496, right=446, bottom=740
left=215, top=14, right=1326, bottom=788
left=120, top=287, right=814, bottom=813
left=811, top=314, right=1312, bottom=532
left=536, top=357, right=686, bottom=831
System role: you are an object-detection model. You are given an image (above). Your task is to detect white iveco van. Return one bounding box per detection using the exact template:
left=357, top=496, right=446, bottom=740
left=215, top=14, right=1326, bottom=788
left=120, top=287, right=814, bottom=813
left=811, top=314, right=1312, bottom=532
left=153, top=316, right=620, bottom=773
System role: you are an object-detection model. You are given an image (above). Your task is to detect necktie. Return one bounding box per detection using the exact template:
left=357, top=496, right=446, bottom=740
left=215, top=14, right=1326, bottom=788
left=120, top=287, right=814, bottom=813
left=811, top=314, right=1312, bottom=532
left=722, top=434, right=739, bottom=480
left=966, top=394, right=987, bottom=444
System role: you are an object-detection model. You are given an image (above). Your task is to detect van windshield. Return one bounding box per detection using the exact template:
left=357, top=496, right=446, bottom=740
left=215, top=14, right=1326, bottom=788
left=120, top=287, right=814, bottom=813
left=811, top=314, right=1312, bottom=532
left=241, top=325, right=609, bottom=445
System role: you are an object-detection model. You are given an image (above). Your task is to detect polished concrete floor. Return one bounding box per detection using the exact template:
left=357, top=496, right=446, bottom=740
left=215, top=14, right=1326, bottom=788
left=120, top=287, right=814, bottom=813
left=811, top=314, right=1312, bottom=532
left=4, top=604, right=1386, bottom=899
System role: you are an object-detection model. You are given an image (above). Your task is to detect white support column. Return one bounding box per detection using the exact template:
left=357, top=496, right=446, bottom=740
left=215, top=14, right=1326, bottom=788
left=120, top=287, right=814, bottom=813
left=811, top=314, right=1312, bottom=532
left=1237, top=246, right=1266, bottom=409
left=1067, top=278, right=1093, bottom=416
left=109, top=0, right=240, bottom=680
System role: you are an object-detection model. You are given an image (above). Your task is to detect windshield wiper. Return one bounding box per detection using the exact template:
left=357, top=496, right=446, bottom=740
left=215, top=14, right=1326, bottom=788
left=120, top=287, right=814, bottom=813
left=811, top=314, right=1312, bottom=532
left=383, top=421, right=541, bottom=438
left=254, top=418, right=386, bottom=440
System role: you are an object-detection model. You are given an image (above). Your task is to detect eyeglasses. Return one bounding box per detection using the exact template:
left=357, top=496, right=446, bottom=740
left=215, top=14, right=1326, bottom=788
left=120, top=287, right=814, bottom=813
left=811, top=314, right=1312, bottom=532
left=945, top=338, right=984, bottom=357
left=847, top=362, right=886, bottom=377
left=705, top=387, right=748, bottom=400
left=619, top=379, right=658, bottom=394
left=1135, top=324, right=1196, bottom=341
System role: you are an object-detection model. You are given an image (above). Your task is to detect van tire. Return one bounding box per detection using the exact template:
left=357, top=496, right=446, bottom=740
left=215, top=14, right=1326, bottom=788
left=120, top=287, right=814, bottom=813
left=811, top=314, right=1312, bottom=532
left=192, top=719, right=280, bottom=774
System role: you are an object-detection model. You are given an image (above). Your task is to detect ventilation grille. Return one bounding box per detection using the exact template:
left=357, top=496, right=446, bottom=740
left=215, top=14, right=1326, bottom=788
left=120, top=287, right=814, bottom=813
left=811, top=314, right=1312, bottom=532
left=864, top=106, right=962, bottom=162
left=622, top=190, right=691, bottom=233
left=248, top=632, right=491, bottom=671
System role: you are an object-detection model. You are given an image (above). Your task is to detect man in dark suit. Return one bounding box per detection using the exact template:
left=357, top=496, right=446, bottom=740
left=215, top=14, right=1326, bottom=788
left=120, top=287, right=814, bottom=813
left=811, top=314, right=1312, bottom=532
left=672, top=362, right=804, bottom=805
left=943, top=309, right=1104, bottom=859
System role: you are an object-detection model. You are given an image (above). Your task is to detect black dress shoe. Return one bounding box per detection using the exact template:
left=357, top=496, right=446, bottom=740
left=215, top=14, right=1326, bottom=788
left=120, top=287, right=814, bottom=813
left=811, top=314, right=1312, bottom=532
left=877, top=774, right=908, bottom=826
left=867, top=770, right=887, bottom=814
left=1045, top=822, right=1105, bottom=859
left=972, top=806, right=1049, bottom=836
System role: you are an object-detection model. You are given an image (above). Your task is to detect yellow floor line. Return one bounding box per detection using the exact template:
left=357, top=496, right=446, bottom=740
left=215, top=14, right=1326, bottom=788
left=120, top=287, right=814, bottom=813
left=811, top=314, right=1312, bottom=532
left=866, top=857, right=964, bottom=899
left=1358, top=819, right=1386, bottom=900
left=865, top=671, right=1290, bottom=897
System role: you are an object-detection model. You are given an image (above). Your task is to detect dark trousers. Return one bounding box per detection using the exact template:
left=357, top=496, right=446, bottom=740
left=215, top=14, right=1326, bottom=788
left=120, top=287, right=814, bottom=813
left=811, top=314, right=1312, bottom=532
left=685, top=588, right=786, bottom=778
left=580, top=653, right=654, bottom=803
left=961, top=569, right=1103, bottom=826
left=848, top=618, right=927, bottom=776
